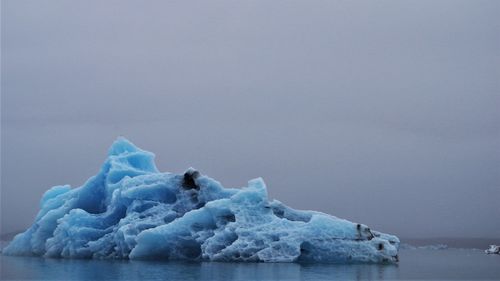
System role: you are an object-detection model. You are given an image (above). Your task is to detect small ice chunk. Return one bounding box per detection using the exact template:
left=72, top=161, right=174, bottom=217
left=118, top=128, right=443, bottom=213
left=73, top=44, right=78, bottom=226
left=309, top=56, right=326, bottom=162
left=485, top=245, right=500, bottom=254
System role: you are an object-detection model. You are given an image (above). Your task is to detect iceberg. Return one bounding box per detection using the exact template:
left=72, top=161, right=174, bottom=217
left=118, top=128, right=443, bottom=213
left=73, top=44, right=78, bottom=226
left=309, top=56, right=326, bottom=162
left=3, top=138, right=399, bottom=263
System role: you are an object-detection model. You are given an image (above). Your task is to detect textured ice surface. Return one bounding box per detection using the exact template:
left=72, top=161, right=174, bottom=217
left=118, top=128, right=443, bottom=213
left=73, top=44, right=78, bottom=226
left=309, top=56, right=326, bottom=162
left=4, top=138, right=399, bottom=263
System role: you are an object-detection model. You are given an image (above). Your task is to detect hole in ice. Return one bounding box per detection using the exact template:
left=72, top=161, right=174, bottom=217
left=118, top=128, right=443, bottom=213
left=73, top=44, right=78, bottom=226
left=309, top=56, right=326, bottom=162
left=183, top=170, right=200, bottom=189
left=217, top=214, right=235, bottom=224
left=272, top=207, right=285, bottom=218
left=179, top=240, right=202, bottom=259
left=298, top=242, right=313, bottom=261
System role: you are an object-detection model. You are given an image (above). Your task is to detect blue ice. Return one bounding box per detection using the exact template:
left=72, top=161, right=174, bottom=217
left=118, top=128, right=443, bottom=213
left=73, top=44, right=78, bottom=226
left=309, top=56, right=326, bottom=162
left=3, top=138, right=399, bottom=263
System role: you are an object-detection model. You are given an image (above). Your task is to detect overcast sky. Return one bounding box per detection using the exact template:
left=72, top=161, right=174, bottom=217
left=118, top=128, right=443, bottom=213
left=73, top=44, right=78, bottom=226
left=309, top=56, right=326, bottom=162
left=1, top=0, right=499, bottom=238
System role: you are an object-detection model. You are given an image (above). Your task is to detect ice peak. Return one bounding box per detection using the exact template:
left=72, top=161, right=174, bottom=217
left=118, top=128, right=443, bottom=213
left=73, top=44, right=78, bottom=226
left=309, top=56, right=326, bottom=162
left=108, top=137, right=141, bottom=156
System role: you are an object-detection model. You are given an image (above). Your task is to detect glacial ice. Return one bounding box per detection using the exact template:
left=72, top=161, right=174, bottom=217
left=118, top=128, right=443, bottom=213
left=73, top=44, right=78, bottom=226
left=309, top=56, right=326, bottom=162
left=3, top=138, right=399, bottom=263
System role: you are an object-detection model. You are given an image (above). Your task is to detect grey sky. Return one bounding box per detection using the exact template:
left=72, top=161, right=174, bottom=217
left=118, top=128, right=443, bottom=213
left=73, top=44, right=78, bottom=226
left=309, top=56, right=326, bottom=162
left=1, top=0, right=499, bottom=238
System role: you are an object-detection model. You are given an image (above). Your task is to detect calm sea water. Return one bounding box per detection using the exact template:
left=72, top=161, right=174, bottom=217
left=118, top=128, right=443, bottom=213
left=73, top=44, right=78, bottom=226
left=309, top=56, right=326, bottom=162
left=1, top=249, right=499, bottom=280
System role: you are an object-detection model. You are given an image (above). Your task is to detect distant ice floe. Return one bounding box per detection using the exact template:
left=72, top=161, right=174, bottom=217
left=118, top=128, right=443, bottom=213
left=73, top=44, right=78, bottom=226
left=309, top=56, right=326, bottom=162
left=3, top=138, right=399, bottom=263
left=400, top=243, right=448, bottom=250
left=485, top=245, right=500, bottom=255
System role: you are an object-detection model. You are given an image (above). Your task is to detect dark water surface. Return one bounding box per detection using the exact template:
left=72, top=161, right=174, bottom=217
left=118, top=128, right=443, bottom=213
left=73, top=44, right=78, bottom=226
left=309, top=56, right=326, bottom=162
left=1, top=249, right=499, bottom=280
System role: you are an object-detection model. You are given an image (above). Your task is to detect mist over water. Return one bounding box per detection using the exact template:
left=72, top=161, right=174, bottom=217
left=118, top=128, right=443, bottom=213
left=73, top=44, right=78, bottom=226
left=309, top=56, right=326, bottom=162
left=2, top=0, right=500, bottom=240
